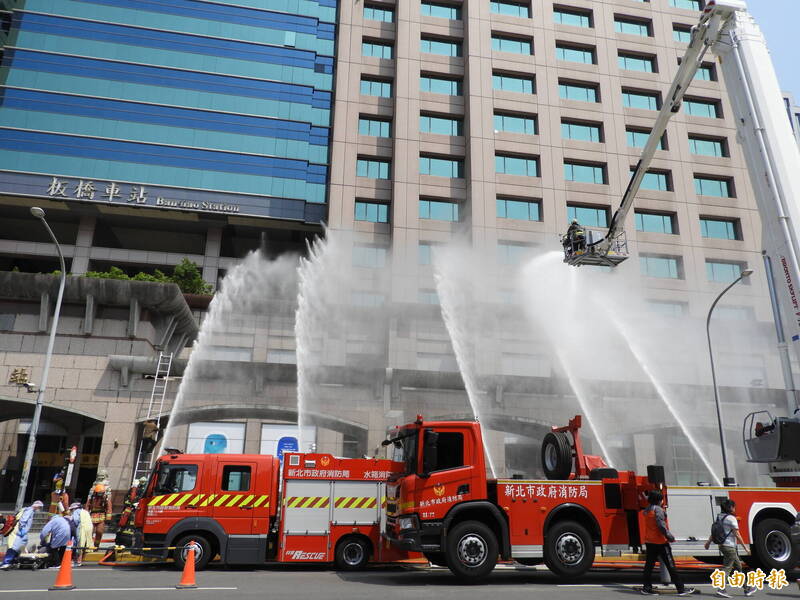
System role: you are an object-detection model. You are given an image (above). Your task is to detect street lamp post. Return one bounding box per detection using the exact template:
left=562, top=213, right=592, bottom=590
left=15, top=207, right=67, bottom=510
left=706, top=268, right=753, bottom=487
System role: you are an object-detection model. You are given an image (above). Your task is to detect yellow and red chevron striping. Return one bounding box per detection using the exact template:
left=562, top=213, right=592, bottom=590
left=334, top=497, right=378, bottom=509
left=147, top=493, right=269, bottom=508
left=286, top=496, right=330, bottom=509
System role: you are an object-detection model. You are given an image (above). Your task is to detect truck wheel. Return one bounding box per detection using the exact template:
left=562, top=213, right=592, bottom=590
left=445, top=520, right=498, bottom=583
left=174, top=534, right=212, bottom=571
left=541, top=432, right=572, bottom=480
left=544, top=520, right=595, bottom=578
left=334, top=536, right=370, bottom=570
left=750, top=518, right=796, bottom=571
left=423, top=552, right=448, bottom=567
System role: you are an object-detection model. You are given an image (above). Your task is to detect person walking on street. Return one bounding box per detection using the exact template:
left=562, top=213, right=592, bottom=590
left=0, top=500, right=43, bottom=569
left=39, top=512, right=72, bottom=568
left=87, top=471, right=113, bottom=548
left=705, top=499, right=756, bottom=597
left=641, top=490, right=696, bottom=596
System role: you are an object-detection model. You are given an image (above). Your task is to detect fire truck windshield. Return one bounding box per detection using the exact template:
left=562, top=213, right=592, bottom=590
left=154, top=462, right=198, bottom=494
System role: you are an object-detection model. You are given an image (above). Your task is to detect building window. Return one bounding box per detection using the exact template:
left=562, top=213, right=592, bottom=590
left=493, top=72, right=535, bottom=94
left=556, top=43, right=595, bottom=64
left=497, top=242, right=532, bottom=265
left=615, top=17, right=651, bottom=37
left=364, top=4, right=394, bottom=22
left=670, top=0, right=702, bottom=10
left=715, top=305, right=755, bottom=320
left=492, top=34, right=532, bottom=54
left=491, top=0, right=531, bottom=17
left=700, top=217, right=739, bottom=240
left=421, top=37, right=462, bottom=56
left=352, top=291, right=385, bottom=306
left=623, top=89, right=659, bottom=110
left=706, top=260, right=745, bottom=283
left=553, top=7, right=592, bottom=28
left=418, top=289, right=440, bottom=304
left=626, top=127, right=665, bottom=149
left=497, top=196, right=541, bottom=221
left=632, top=168, right=671, bottom=191
left=496, top=154, right=539, bottom=176
left=695, top=63, right=716, bottom=81
left=564, top=161, right=605, bottom=184
left=494, top=112, right=537, bottom=134
left=359, top=117, right=391, bottom=137
left=561, top=120, right=602, bottom=142
left=362, top=40, right=393, bottom=58
left=357, top=158, right=391, bottom=179
left=421, top=74, right=462, bottom=96
left=694, top=175, right=732, bottom=197
left=640, top=255, right=682, bottom=279
left=355, top=200, right=389, bottom=223
left=420, top=156, right=464, bottom=177
left=689, top=136, right=726, bottom=157
left=360, top=77, right=392, bottom=97
left=421, top=1, right=462, bottom=19
left=568, top=204, right=608, bottom=227
left=419, top=242, right=435, bottom=265
left=647, top=300, right=686, bottom=317
left=353, top=245, right=387, bottom=268
left=420, top=198, right=459, bottom=221
left=420, top=114, right=463, bottom=136
left=684, top=98, right=720, bottom=118
left=636, top=211, right=675, bottom=234
left=673, top=25, right=691, bottom=43
left=559, top=80, right=598, bottom=102
left=619, top=52, right=656, bottom=72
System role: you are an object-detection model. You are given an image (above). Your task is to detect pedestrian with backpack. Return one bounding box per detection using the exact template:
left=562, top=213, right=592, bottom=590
left=641, top=490, right=696, bottom=596
left=705, top=499, right=756, bottom=597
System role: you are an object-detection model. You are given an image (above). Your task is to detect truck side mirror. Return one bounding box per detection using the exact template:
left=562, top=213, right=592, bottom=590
left=422, top=429, right=438, bottom=477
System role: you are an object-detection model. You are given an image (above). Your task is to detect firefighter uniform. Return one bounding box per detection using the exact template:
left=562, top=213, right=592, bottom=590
left=641, top=504, right=689, bottom=595
left=86, top=474, right=113, bottom=548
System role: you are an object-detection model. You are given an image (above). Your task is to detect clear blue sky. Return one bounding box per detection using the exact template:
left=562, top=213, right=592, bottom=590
left=747, top=0, right=800, bottom=101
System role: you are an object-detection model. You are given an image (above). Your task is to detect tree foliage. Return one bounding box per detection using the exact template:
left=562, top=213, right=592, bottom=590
left=83, top=259, right=212, bottom=294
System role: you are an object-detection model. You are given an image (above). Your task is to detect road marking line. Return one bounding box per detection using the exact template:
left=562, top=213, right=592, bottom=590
left=0, top=588, right=238, bottom=593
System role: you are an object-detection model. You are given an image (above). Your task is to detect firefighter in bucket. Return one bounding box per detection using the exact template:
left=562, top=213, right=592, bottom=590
left=86, top=470, right=113, bottom=548
left=562, top=219, right=586, bottom=259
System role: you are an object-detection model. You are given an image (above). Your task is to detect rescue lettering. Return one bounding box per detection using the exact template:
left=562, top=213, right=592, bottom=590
left=286, top=550, right=326, bottom=560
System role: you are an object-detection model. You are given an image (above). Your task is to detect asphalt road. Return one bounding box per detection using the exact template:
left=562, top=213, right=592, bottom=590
left=0, top=564, right=797, bottom=600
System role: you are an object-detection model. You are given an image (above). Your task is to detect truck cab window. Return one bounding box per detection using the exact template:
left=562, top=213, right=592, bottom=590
left=433, top=432, right=464, bottom=471
left=222, top=465, right=251, bottom=491
left=155, top=464, right=197, bottom=494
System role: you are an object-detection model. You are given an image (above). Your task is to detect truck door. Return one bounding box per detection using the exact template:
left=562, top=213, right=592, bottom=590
left=212, top=460, right=260, bottom=535
left=417, top=429, right=474, bottom=515
left=147, top=460, right=201, bottom=527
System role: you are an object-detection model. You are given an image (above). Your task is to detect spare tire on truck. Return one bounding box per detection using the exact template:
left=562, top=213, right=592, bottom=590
left=541, top=432, right=572, bottom=480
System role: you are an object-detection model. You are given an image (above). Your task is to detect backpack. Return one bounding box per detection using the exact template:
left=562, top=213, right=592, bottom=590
left=0, top=514, right=16, bottom=537
left=710, top=513, right=731, bottom=545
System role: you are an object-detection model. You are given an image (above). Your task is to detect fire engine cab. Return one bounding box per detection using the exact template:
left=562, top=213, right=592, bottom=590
left=125, top=451, right=412, bottom=570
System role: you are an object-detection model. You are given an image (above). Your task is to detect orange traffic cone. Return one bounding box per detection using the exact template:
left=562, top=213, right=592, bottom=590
left=49, top=542, right=76, bottom=591
left=175, top=540, right=198, bottom=589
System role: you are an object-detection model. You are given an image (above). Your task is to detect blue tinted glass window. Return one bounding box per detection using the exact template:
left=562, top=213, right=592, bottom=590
left=568, top=205, right=607, bottom=227
left=419, top=242, right=434, bottom=265
left=421, top=75, right=462, bottom=95
left=491, top=1, right=531, bottom=17
left=623, top=90, right=659, bottom=110
left=619, top=53, right=655, bottom=72
left=355, top=201, right=389, bottom=223
left=357, top=158, right=391, bottom=178
left=626, top=128, right=664, bottom=149
left=553, top=9, right=591, bottom=27
left=694, top=176, right=731, bottom=197
left=362, top=41, right=393, bottom=58
left=493, top=74, right=534, bottom=93
left=685, top=99, right=719, bottom=117
left=689, top=137, right=724, bottom=156
left=419, top=199, right=459, bottom=220
left=353, top=245, right=387, bottom=268
left=636, top=212, right=674, bottom=233
left=494, top=113, right=537, bottom=134
left=559, top=82, right=597, bottom=102
left=556, top=44, right=595, bottom=64
left=421, top=2, right=461, bottom=19
left=420, top=115, right=463, bottom=135
left=647, top=301, right=686, bottom=317
left=364, top=4, right=395, bottom=22
left=359, top=117, right=391, bottom=137
left=420, top=156, right=464, bottom=177
left=632, top=169, right=670, bottom=191
left=360, top=77, right=392, bottom=97
left=695, top=64, right=714, bottom=81
left=421, top=37, right=462, bottom=56
left=497, top=197, right=540, bottom=220
left=561, top=121, right=601, bottom=142
left=670, top=0, right=701, bottom=10
left=701, top=218, right=738, bottom=240
left=495, top=154, right=539, bottom=176
left=418, top=289, right=440, bottom=304
left=492, top=35, right=532, bottom=54
left=497, top=243, right=531, bottom=265
left=706, top=260, right=743, bottom=283
left=564, top=162, right=605, bottom=184
left=615, top=19, right=650, bottom=36
left=640, top=255, right=681, bottom=279
left=673, top=27, right=691, bottom=42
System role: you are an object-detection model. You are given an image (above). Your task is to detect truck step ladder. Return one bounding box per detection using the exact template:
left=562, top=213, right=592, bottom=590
left=132, top=352, right=173, bottom=483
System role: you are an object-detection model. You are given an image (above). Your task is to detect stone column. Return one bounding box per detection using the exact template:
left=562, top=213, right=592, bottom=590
left=71, top=216, right=96, bottom=275
left=202, top=227, right=222, bottom=287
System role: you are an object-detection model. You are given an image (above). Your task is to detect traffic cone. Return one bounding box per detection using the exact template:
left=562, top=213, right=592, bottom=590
left=49, top=542, right=76, bottom=591
left=175, top=541, right=198, bottom=589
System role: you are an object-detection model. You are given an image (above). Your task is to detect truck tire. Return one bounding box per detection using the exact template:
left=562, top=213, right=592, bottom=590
left=174, top=534, right=212, bottom=571
left=444, top=520, right=498, bottom=583
left=334, top=536, right=370, bottom=570
left=749, top=518, right=796, bottom=571
left=541, top=432, right=572, bottom=480
left=423, top=552, right=448, bottom=567
left=544, top=520, right=595, bottom=578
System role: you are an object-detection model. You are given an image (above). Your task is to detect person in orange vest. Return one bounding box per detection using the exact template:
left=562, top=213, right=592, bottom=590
left=640, top=489, right=696, bottom=596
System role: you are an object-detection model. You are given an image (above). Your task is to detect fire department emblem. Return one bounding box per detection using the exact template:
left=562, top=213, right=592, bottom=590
left=320, top=456, right=330, bottom=466
left=433, top=484, right=445, bottom=497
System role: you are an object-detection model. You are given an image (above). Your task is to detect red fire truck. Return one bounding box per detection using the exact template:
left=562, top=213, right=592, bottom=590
left=383, top=415, right=800, bottom=582
left=123, top=451, right=413, bottom=570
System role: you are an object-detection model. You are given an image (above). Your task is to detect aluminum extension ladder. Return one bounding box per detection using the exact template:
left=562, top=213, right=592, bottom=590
left=132, top=351, right=173, bottom=483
